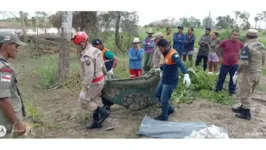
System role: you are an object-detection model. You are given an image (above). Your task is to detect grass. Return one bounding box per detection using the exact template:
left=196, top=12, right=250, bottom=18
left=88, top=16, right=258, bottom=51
left=29, top=27, right=266, bottom=105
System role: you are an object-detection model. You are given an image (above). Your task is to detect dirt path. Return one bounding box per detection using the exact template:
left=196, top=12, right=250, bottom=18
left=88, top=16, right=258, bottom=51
left=12, top=55, right=266, bottom=139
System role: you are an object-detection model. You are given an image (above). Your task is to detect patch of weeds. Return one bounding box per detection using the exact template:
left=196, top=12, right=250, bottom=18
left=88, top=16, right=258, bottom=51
left=200, top=90, right=236, bottom=105
left=263, top=69, right=266, bottom=76
left=27, top=103, right=45, bottom=125
left=63, top=69, right=82, bottom=90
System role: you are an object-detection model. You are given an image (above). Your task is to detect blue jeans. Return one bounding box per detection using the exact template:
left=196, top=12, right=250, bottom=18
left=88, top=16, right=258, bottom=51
left=215, top=64, right=239, bottom=94
left=155, top=81, right=177, bottom=121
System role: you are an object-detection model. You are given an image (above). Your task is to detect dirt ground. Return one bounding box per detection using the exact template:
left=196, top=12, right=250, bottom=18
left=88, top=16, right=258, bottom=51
left=12, top=54, right=266, bottom=139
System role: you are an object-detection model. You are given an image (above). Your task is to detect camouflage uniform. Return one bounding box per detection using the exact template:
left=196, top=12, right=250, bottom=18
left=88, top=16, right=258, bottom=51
left=232, top=29, right=266, bottom=120
left=79, top=44, right=109, bottom=129
left=152, top=32, right=164, bottom=69
left=0, top=32, right=27, bottom=138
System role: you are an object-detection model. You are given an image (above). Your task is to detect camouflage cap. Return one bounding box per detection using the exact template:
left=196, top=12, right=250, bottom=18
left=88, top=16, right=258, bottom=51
left=154, top=32, right=163, bottom=39
left=246, top=29, right=258, bottom=37
left=0, top=31, right=26, bottom=46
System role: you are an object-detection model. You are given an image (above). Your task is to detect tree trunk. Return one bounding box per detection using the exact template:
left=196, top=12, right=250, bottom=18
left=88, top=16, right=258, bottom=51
left=56, top=11, right=73, bottom=86
left=19, top=11, right=26, bottom=42
left=115, top=11, right=121, bottom=51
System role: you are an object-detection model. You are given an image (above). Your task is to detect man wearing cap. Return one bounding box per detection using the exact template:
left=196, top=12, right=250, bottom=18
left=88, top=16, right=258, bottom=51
left=71, top=32, right=110, bottom=129
left=195, top=27, right=212, bottom=71
left=91, top=39, right=118, bottom=111
left=142, top=29, right=155, bottom=74
left=0, top=31, right=28, bottom=138
left=173, top=25, right=186, bottom=57
left=152, top=32, right=164, bottom=69
left=154, top=39, right=191, bottom=121
left=91, top=39, right=119, bottom=75
left=231, top=29, right=266, bottom=120
left=215, top=30, right=244, bottom=96
left=129, top=38, right=144, bottom=78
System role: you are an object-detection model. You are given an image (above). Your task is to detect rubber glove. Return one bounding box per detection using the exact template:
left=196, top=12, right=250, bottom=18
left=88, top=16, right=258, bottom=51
left=233, top=73, right=238, bottom=84
left=183, top=74, right=191, bottom=88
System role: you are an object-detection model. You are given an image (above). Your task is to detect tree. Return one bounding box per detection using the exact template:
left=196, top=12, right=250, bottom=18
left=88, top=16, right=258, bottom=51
left=239, top=11, right=250, bottom=30
left=19, top=11, right=26, bottom=42
left=202, top=16, right=213, bottom=28
left=72, top=11, right=99, bottom=39
left=256, top=13, right=263, bottom=29
left=216, top=15, right=234, bottom=29
left=49, top=12, right=62, bottom=30
left=233, top=11, right=241, bottom=27
left=188, top=16, right=201, bottom=27
left=179, top=17, right=189, bottom=27
left=56, top=11, right=73, bottom=86
left=254, top=16, right=259, bottom=28
left=262, top=11, right=266, bottom=29
left=115, top=11, right=121, bottom=50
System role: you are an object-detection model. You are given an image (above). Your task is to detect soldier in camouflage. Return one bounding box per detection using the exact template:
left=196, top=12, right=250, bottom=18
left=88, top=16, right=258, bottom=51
left=232, top=29, right=266, bottom=120
left=71, top=32, right=110, bottom=129
left=0, top=31, right=28, bottom=138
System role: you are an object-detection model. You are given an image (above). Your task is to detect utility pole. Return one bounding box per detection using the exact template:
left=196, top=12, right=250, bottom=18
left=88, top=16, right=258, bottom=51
left=207, top=11, right=211, bottom=27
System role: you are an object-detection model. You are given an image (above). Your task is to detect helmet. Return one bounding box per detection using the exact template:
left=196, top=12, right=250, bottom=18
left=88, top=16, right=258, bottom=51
left=71, top=32, right=88, bottom=45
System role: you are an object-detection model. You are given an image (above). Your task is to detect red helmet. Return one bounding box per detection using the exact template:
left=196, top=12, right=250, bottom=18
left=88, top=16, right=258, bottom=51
left=71, top=32, right=88, bottom=45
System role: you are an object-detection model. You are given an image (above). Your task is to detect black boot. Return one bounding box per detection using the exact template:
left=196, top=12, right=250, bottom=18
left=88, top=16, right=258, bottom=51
left=86, top=113, right=102, bottom=129
left=96, top=107, right=110, bottom=124
left=168, top=107, right=174, bottom=115
left=102, top=98, right=114, bottom=111
left=154, top=115, right=163, bottom=121
left=232, top=105, right=243, bottom=113
left=236, top=108, right=251, bottom=120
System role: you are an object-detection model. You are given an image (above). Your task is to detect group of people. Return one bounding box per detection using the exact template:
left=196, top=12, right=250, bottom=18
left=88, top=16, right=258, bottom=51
left=127, top=27, right=220, bottom=78
left=0, top=25, right=265, bottom=138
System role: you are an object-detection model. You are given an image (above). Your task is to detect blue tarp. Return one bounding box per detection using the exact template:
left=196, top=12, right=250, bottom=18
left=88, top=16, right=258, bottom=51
left=137, top=116, right=208, bottom=138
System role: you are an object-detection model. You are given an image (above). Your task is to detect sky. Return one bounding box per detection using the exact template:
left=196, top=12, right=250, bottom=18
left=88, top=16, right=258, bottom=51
left=137, top=10, right=263, bottom=27
left=0, top=0, right=265, bottom=28
left=1, top=10, right=265, bottom=28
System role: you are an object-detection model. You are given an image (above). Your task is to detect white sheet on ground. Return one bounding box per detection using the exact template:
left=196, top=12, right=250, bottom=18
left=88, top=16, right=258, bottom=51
left=137, top=116, right=229, bottom=139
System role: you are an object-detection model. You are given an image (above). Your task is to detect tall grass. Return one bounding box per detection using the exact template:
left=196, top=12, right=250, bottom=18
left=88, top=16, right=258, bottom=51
left=35, top=55, right=58, bottom=89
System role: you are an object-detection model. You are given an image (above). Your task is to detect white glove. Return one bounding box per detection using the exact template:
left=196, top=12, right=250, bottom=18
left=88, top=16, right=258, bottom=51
left=79, top=91, right=86, bottom=100
left=183, top=74, right=191, bottom=88
left=233, top=73, right=238, bottom=84
left=154, top=68, right=161, bottom=72
left=107, top=68, right=113, bottom=75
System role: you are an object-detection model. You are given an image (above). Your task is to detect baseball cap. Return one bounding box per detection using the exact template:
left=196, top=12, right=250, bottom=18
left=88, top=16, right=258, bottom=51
left=91, top=39, right=103, bottom=47
left=0, top=31, right=26, bottom=46
left=177, top=25, right=184, bottom=30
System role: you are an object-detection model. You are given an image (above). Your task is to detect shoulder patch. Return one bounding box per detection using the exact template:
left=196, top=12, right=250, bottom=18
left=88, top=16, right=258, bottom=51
left=97, top=52, right=101, bottom=58
left=93, top=49, right=98, bottom=55
left=83, top=55, right=91, bottom=66
left=0, top=67, right=13, bottom=74
left=0, top=73, right=11, bottom=82
left=174, top=53, right=179, bottom=58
